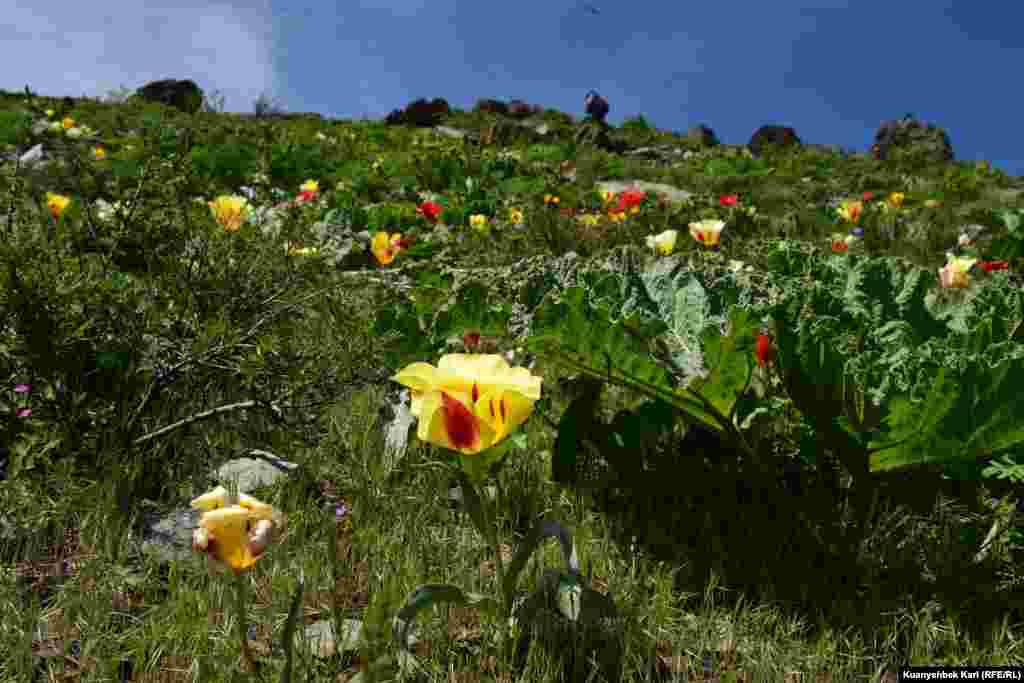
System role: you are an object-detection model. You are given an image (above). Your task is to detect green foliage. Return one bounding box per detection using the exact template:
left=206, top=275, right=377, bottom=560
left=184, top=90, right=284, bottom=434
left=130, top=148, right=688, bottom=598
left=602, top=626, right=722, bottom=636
left=266, top=141, right=334, bottom=190
left=704, top=156, right=776, bottom=178
left=0, top=110, right=33, bottom=147
left=186, top=142, right=261, bottom=190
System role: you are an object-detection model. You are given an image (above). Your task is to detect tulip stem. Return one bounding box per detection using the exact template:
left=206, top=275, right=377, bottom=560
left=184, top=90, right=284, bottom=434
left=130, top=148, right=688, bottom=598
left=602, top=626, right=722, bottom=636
left=233, top=572, right=258, bottom=675
left=481, top=476, right=511, bottom=668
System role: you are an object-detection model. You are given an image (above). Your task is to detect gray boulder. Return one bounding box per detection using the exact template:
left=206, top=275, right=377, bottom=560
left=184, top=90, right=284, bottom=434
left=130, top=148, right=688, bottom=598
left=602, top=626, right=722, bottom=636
left=687, top=124, right=719, bottom=147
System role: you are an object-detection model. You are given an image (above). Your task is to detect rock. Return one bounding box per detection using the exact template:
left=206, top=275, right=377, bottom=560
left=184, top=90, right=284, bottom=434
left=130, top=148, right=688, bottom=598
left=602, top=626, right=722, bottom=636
left=872, top=114, right=954, bottom=165
left=583, top=90, right=609, bottom=124
left=508, top=99, right=542, bottom=119
left=473, top=98, right=508, bottom=116
left=132, top=79, right=205, bottom=115
left=385, top=97, right=451, bottom=127
left=687, top=124, right=719, bottom=147
left=748, top=124, right=802, bottom=158
left=432, top=125, right=466, bottom=140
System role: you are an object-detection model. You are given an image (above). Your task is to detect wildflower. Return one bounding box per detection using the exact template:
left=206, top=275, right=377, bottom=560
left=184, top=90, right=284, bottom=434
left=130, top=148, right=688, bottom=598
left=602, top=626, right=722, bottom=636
left=887, top=192, right=905, bottom=209
left=601, top=191, right=615, bottom=205
left=755, top=332, right=775, bottom=368
left=544, top=194, right=560, bottom=206
left=14, top=384, right=31, bottom=393
left=979, top=260, right=1009, bottom=273
left=469, top=214, right=490, bottom=233
left=417, top=201, right=442, bottom=224
left=16, top=408, right=31, bottom=418
left=836, top=200, right=863, bottom=225
left=830, top=232, right=858, bottom=253
left=208, top=195, right=251, bottom=232
left=390, top=354, right=543, bottom=456
left=191, top=486, right=283, bottom=574
left=45, top=192, right=71, bottom=220
left=938, top=254, right=977, bottom=289
left=61, top=117, right=76, bottom=130
left=92, top=146, right=106, bottom=161
left=646, top=229, right=679, bottom=256
left=862, top=191, right=874, bottom=201
left=372, top=231, right=409, bottom=266
left=576, top=213, right=601, bottom=227
left=689, top=219, right=725, bottom=247
left=719, top=194, right=739, bottom=207
left=508, top=207, right=524, bottom=225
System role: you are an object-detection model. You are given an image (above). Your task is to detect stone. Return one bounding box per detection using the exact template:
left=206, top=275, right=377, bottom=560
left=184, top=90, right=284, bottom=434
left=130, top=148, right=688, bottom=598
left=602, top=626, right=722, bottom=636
left=473, top=98, right=508, bottom=116
left=583, top=90, right=609, bottom=123
left=871, top=114, right=954, bottom=165
left=132, top=79, right=205, bottom=115
left=385, top=97, right=451, bottom=128
left=747, top=124, right=802, bottom=158
left=507, top=99, right=542, bottom=119
left=687, top=124, right=719, bottom=147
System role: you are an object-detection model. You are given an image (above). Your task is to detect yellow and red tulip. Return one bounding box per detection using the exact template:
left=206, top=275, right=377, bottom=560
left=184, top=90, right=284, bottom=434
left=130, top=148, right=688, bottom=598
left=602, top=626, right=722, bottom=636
left=689, top=220, right=725, bottom=247
left=391, top=354, right=542, bottom=457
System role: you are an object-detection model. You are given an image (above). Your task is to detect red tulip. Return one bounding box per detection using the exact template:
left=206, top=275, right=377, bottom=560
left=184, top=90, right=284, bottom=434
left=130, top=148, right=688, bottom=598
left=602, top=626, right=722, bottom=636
left=755, top=333, right=775, bottom=368
left=862, top=191, right=874, bottom=201
left=720, top=194, right=739, bottom=207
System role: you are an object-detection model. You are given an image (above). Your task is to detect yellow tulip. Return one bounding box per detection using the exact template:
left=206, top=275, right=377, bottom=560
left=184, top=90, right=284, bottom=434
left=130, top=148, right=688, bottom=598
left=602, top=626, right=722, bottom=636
left=190, top=486, right=283, bottom=574
left=646, top=229, right=679, bottom=256
left=887, top=192, right=905, bottom=209
left=208, top=195, right=251, bottom=232
left=45, top=192, right=71, bottom=220
left=544, top=194, right=560, bottom=206
left=391, top=354, right=542, bottom=456
left=92, top=146, right=106, bottom=161
left=688, top=219, right=725, bottom=247
left=938, top=255, right=976, bottom=289
left=61, top=117, right=76, bottom=130
left=300, top=179, right=320, bottom=194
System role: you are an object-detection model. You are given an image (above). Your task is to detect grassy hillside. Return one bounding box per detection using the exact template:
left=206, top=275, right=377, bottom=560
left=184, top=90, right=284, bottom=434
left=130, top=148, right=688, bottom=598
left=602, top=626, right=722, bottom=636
left=1, top=86, right=1023, bottom=681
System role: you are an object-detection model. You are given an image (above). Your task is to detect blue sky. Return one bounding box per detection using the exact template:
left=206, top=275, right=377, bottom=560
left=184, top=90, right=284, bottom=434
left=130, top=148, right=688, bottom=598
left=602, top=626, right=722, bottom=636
left=5, top=0, right=1023, bottom=178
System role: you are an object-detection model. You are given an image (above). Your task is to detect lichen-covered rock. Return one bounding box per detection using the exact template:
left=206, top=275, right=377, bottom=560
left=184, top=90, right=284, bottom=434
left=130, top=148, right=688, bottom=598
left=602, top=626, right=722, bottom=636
left=384, top=97, right=451, bottom=127
left=748, top=124, right=802, bottom=158
left=872, top=115, right=954, bottom=166
left=687, top=124, right=719, bottom=147
left=132, top=79, right=205, bottom=115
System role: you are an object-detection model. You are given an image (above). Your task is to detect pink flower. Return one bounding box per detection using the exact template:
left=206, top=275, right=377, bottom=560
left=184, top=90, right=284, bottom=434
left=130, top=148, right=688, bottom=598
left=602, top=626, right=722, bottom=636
left=16, top=408, right=31, bottom=418
left=14, top=384, right=31, bottom=394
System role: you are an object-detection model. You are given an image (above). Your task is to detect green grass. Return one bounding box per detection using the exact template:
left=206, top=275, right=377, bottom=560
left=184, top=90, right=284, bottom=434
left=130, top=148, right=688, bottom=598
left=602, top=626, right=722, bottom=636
left=1, top=87, right=1023, bottom=681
